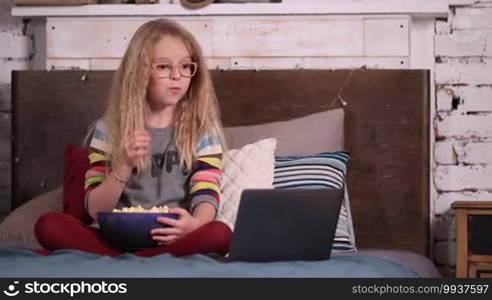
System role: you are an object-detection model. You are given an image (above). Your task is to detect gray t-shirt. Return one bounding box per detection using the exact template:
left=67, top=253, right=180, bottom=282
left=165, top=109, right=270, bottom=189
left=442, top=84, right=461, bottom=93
left=88, top=120, right=191, bottom=210
left=86, top=118, right=223, bottom=217
left=118, top=126, right=190, bottom=210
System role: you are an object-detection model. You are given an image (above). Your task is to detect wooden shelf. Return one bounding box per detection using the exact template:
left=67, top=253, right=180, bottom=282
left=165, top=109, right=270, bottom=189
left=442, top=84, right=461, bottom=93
left=11, top=0, right=449, bottom=18
left=452, top=201, right=492, bottom=210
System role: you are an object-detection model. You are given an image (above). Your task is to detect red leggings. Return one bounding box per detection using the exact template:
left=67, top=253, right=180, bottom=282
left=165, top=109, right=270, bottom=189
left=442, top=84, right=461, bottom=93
left=34, top=211, right=232, bottom=257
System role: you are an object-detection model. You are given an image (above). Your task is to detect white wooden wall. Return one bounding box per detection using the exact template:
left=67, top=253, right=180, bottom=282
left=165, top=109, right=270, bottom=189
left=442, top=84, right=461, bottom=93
left=44, top=16, right=412, bottom=71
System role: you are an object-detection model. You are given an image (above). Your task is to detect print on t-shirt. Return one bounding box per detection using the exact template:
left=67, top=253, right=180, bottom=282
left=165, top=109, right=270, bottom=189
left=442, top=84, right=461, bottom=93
left=151, top=150, right=180, bottom=177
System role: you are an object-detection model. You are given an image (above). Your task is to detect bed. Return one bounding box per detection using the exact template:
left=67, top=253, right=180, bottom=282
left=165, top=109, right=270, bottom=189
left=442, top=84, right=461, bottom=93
left=0, top=69, right=440, bottom=277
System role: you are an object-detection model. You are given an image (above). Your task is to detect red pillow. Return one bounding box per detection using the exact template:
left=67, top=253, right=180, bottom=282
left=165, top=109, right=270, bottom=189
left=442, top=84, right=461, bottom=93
left=63, top=144, right=93, bottom=224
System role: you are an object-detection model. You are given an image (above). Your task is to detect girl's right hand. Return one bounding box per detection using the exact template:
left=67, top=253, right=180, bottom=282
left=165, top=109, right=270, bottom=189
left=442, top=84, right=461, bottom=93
left=120, top=130, right=151, bottom=170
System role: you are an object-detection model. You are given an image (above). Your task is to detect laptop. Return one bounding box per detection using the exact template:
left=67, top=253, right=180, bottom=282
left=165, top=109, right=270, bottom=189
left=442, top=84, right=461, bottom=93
left=227, top=188, right=344, bottom=262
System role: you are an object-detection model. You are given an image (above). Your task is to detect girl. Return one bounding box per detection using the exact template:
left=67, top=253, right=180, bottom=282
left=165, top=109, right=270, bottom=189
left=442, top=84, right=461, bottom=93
left=34, top=18, right=232, bottom=257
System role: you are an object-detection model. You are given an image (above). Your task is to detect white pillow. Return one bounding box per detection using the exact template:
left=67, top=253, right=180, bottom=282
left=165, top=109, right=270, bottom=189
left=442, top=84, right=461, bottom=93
left=218, top=138, right=277, bottom=230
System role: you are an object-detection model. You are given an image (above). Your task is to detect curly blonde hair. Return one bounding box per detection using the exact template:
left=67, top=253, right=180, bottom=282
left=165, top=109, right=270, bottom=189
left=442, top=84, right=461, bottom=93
left=101, top=18, right=224, bottom=174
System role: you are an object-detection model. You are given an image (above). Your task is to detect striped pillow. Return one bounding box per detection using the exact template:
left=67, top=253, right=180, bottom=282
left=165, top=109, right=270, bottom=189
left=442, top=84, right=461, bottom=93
left=273, top=151, right=356, bottom=253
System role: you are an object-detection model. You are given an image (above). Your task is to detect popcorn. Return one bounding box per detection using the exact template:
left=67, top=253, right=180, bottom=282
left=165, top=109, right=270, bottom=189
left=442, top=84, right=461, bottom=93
left=112, top=205, right=170, bottom=213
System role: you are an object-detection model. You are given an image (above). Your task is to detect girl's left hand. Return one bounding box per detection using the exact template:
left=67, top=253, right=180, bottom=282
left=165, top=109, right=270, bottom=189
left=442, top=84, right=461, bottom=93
left=151, top=207, right=201, bottom=245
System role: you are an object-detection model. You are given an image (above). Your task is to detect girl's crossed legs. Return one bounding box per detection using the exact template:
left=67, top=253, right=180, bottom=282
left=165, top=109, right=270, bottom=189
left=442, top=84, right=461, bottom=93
left=34, top=211, right=232, bottom=257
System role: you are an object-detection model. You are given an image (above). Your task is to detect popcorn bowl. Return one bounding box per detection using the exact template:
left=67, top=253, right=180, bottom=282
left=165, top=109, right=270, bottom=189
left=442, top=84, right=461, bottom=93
left=97, top=212, right=179, bottom=251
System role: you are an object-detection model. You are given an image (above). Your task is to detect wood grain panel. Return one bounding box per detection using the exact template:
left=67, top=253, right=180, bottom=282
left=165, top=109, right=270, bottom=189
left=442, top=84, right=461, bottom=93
left=364, top=18, right=410, bottom=56
left=46, top=16, right=409, bottom=60
left=12, top=71, right=110, bottom=207
left=47, top=17, right=213, bottom=58
left=212, top=17, right=364, bottom=57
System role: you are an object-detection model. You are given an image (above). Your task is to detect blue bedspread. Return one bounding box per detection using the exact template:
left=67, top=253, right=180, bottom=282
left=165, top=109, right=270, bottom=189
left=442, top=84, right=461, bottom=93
left=0, top=247, right=419, bottom=278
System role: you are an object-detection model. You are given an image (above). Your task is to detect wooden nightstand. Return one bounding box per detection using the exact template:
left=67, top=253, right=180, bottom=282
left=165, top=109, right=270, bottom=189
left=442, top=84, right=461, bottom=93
left=452, top=201, right=492, bottom=278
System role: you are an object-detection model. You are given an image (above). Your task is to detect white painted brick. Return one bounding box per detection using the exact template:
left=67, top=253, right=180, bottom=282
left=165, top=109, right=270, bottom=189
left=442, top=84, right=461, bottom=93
left=436, top=88, right=454, bottom=111
left=448, top=0, right=478, bottom=5
left=431, top=184, right=439, bottom=224
left=435, top=165, right=492, bottom=190
left=0, top=0, right=13, bottom=12
left=437, top=114, right=492, bottom=138
left=0, top=21, right=24, bottom=35
left=435, top=29, right=492, bottom=56
left=434, top=139, right=492, bottom=164
left=0, top=1, right=24, bottom=35
left=454, top=7, right=492, bottom=29
left=0, top=59, right=30, bottom=84
left=434, top=213, right=456, bottom=241
left=436, top=20, right=451, bottom=35
left=439, top=85, right=492, bottom=112
left=460, top=87, right=492, bottom=112
left=0, top=84, right=10, bottom=111
left=435, top=140, right=458, bottom=164
left=436, top=192, right=492, bottom=214
left=0, top=33, right=33, bottom=59
left=457, top=142, right=492, bottom=163
left=434, top=240, right=456, bottom=266
left=435, top=58, right=492, bottom=85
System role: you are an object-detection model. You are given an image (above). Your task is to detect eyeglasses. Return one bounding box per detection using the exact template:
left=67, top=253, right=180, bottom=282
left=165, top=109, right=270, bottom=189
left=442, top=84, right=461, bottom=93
left=151, top=61, right=198, bottom=79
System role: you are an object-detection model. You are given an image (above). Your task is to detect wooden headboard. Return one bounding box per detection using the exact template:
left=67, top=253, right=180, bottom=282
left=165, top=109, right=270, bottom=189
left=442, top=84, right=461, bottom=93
left=12, top=69, right=430, bottom=256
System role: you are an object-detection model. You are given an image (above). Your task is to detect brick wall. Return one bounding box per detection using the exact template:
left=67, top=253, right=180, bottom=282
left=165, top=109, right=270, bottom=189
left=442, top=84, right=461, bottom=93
left=0, top=0, right=32, bottom=215
left=434, top=0, right=492, bottom=277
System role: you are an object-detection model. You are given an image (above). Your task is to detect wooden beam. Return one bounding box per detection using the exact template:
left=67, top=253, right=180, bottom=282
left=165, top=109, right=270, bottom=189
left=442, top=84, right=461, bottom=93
left=12, top=0, right=449, bottom=18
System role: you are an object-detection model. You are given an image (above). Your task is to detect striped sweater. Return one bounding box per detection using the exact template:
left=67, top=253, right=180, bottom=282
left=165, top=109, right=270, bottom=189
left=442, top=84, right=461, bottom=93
left=84, top=119, right=223, bottom=215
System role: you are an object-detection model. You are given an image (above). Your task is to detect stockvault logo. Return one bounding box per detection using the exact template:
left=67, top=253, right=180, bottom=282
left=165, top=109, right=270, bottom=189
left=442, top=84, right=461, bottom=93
left=3, top=281, right=20, bottom=297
